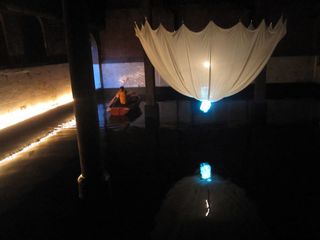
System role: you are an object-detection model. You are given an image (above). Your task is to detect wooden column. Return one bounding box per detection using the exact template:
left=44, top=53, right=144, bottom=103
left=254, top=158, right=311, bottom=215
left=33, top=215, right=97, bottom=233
left=144, top=53, right=159, bottom=130
left=253, top=68, right=267, bottom=125
left=91, top=31, right=105, bottom=89
left=142, top=0, right=159, bottom=132
left=62, top=0, right=110, bottom=200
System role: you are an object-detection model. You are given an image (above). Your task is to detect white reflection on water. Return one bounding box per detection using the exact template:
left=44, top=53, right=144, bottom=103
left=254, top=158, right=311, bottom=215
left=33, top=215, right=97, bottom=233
left=0, top=119, right=76, bottom=164
left=152, top=175, right=269, bottom=240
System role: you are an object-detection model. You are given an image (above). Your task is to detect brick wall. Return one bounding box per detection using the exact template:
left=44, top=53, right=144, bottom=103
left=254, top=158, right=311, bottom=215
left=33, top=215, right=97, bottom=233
left=0, top=63, right=72, bottom=129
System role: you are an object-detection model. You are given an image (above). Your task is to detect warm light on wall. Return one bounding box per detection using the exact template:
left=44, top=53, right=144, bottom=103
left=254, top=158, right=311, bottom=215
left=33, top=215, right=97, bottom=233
left=0, top=118, right=76, bottom=164
left=0, top=94, right=73, bottom=130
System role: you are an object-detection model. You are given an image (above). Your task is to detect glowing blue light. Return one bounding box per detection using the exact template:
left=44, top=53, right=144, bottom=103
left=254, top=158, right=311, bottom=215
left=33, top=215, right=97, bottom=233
left=93, top=64, right=101, bottom=89
left=200, top=162, right=212, bottom=180
left=200, top=100, right=212, bottom=113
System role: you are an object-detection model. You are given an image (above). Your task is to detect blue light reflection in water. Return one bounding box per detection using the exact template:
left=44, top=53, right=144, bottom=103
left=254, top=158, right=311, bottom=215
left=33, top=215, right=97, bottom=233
left=97, top=103, right=106, bottom=128
left=200, top=162, right=212, bottom=180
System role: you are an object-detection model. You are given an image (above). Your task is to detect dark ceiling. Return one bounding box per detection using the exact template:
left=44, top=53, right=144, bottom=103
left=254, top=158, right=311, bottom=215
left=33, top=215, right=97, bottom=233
left=1, top=0, right=320, bottom=26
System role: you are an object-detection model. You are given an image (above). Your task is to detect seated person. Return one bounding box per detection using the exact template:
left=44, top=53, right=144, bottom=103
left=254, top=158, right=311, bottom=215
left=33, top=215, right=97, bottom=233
left=108, top=86, right=127, bottom=108
left=115, top=86, right=127, bottom=105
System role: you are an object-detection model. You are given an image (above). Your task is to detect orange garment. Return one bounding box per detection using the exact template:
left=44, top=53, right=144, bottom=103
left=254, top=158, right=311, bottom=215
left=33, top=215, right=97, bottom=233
left=116, top=90, right=126, bottom=104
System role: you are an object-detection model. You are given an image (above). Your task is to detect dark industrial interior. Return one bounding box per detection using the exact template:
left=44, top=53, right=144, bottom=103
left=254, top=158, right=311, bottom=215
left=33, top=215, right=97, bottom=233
left=0, top=0, right=320, bottom=239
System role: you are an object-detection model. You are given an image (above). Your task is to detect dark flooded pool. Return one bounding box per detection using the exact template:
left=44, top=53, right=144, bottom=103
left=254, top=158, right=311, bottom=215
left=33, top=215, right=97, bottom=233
left=0, top=100, right=319, bottom=240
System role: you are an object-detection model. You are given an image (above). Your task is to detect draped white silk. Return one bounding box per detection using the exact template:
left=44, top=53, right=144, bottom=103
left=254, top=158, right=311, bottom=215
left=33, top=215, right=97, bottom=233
left=135, top=18, right=286, bottom=102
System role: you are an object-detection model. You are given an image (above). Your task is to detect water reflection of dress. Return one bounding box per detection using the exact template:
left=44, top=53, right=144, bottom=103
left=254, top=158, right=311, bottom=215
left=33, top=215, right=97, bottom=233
left=152, top=175, right=270, bottom=240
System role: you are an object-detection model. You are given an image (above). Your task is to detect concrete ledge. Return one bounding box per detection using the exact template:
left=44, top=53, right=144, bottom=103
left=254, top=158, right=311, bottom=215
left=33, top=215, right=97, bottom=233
left=0, top=102, right=74, bottom=160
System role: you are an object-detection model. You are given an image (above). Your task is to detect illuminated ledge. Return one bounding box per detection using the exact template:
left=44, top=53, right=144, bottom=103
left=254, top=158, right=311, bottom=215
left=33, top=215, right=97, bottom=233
left=0, top=95, right=74, bottom=131
left=0, top=119, right=76, bottom=163
left=0, top=103, right=74, bottom=161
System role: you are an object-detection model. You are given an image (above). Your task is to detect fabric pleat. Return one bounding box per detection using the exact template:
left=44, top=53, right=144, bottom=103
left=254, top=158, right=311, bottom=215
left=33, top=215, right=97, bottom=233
left=135, top=19, right=286, bottom=102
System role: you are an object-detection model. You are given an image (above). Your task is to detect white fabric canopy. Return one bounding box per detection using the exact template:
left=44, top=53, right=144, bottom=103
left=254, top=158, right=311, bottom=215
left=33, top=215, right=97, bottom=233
left=135, top=18, right=286, bottom=102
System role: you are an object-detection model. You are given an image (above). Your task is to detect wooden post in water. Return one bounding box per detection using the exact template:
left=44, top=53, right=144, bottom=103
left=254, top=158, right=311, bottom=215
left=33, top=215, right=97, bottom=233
left=62, top=0, right=110, bottom=200
left=142, top=0, right=160, bottom=133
